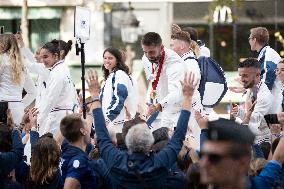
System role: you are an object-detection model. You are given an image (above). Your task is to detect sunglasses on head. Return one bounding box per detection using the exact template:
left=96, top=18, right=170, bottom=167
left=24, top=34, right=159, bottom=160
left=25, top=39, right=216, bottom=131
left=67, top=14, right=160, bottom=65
left=200, top=152, right=232, bottom=164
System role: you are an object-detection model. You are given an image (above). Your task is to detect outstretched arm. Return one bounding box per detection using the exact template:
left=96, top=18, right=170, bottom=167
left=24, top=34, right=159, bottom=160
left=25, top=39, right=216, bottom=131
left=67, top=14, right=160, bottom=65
left=155, top=72, right=197, bottom=168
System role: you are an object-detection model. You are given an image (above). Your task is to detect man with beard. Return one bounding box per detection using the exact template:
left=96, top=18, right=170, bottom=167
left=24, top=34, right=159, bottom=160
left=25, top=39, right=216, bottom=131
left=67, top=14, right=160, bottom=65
left=141, top=32, right=184, bottom=130
left=231, top=58, right=273, bottom=145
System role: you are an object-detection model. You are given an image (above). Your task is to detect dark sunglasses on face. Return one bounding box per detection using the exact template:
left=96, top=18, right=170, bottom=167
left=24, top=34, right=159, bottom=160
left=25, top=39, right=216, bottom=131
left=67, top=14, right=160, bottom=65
left=200, top=152, right=232, bottom=164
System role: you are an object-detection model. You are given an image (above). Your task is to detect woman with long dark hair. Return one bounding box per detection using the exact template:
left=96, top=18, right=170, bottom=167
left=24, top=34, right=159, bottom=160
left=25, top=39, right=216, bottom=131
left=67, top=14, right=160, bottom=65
left=98, top=47, right=137, bottom=133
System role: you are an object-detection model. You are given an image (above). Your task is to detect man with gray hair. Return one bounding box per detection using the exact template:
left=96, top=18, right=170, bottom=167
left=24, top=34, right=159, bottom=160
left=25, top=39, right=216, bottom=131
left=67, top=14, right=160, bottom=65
left=87, top=70, right=197, bottom=188
left=125, top=124, right=154, bottom=154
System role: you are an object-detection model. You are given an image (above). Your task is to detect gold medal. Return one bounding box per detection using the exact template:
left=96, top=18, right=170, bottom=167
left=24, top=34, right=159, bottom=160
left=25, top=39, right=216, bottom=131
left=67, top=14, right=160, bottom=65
left=150, top=90, right=158, bottom=100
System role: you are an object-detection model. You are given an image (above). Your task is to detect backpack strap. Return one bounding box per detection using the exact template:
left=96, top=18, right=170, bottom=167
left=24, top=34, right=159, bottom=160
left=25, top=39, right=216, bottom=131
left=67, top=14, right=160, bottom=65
left=198, top=56, right=207, bottom=104
left=183, top=56, right=198, bottom=62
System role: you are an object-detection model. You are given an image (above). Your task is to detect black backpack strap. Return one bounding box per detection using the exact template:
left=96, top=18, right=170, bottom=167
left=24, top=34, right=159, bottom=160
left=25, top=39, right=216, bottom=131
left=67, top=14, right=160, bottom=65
left=198, top=56, right=207, bottom=103
left=183, top=56, right=198, bottom=62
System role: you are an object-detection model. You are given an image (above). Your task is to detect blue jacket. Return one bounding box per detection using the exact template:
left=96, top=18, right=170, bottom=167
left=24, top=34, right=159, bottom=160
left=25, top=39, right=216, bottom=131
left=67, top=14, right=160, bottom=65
left=60, top=140, right=97, bottom=188
left=93, top=108, right=190, bottom=189
left=250, top=160, right=282, bottom=189
left=0, top=129, right=24, bottom=181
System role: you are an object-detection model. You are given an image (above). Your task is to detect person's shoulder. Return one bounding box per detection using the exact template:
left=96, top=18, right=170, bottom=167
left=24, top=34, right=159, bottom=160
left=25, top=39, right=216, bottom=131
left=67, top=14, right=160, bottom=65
left=115, top=70, right=129, bottom=77
left=165, top=48, right=183, bottom=65
left=258, top=83, right=273, bottom=98
left=67, top=154, right=89, bottom=170
left=265, top=46, right=281, bottom=61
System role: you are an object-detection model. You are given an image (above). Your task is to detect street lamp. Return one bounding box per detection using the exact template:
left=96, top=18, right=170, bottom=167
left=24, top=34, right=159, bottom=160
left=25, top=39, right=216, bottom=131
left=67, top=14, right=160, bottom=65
left=121, top=2, right=140, bottom=43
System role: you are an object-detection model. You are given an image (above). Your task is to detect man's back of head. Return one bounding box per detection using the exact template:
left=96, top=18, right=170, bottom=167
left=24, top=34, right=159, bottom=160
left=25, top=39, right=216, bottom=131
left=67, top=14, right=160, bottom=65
left=60, top=114, right=84, bottom=143
left=250, top=27, right=269, bottom=46
left=183, top=27, right=198, bottom=42
left=125, top=123, right=154, bottom=155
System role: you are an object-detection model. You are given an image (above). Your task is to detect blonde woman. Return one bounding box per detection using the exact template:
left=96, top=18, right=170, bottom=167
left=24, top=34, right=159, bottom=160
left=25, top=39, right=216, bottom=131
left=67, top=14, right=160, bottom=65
left=0, top=34, right=36, bottom=125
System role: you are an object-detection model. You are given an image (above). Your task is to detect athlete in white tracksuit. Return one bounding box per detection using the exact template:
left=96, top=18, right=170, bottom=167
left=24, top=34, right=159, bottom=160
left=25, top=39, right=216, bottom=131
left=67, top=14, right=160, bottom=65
left=37, top=60, right=76, bottom=136
left=99, top=47, right=137, bottom=133
left=100, top=70, right=137, bottom=133
left=0, top=34, right=36, bottom=125
left=142, top=47, right=184, bottom=130
left=35, top=41, right=78, bottom=136
left=20, top=46, right=50, bottom=108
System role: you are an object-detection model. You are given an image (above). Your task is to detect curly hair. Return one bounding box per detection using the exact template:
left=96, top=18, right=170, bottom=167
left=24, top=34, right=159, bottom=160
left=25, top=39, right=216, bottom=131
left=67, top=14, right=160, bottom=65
left=125, top=123, right=154, bottom=154
left=102, top=47, right=130, bottom=80
left=0, top=34, right=24, bottom=85
left=30, top=135, right=60, bottom=185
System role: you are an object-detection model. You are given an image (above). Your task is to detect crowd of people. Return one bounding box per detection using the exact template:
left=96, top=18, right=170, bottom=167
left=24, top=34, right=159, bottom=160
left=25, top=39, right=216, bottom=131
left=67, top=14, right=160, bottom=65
left=0, top=24, right=284, bottom=189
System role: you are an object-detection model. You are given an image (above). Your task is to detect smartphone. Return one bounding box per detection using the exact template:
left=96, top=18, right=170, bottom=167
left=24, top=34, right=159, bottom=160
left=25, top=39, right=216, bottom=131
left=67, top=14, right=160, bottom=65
left=0, top=102, right=9, bottom=123
left=264, top=114, right=279, bottom=125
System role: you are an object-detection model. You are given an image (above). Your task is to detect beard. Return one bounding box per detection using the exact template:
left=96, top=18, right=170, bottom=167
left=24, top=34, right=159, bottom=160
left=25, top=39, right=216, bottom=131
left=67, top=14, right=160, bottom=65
left=243, top=81, right=255, bottom=89
left=148, top=54, right=161, bottom=64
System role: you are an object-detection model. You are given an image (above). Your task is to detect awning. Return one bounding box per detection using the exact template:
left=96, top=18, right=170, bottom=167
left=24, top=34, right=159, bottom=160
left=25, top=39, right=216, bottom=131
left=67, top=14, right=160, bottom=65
left=0, top=7, right=63, bottom=19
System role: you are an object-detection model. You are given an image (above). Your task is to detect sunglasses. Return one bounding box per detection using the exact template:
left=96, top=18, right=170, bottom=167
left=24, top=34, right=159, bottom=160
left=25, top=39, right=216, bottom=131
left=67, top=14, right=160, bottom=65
left=200, top=152, right=232, bottom=164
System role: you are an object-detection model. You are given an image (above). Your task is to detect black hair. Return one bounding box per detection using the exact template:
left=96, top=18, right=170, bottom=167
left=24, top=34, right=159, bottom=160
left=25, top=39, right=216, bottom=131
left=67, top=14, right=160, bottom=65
left=207, top=118, right=255, bottom=158
left=42, top=41, right=60, bottom=58
left=141, top=32, right=162, bottom=46
left=238, top=58, right=260, bottom=69
left=51, top=39, right=72, bottom=59
left=102, top=47, right=130, bottom=80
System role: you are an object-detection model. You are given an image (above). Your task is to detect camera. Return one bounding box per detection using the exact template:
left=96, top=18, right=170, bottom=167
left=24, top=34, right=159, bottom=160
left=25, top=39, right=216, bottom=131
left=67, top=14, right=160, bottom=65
left=264, top=114, right=279, bottom=125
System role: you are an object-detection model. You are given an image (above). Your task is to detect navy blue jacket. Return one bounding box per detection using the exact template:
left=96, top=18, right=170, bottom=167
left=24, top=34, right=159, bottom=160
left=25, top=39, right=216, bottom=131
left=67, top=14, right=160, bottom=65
left=0, top=129, right=24, bottom=182
left=60, top=140, right=97, bottom=188
left=93, top=108, right=190, bottom=189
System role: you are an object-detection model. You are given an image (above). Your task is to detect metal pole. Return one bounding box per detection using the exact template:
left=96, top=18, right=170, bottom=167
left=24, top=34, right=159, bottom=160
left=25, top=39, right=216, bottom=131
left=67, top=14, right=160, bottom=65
left=209, top=23, right=214, bottom=58
left=0, top=26, right=4, bottom=34
left=80, top=42, right=86, bottom=119
left=274, top=0, right=278, bottom=51
left=233, top=0, right=237, bottom=69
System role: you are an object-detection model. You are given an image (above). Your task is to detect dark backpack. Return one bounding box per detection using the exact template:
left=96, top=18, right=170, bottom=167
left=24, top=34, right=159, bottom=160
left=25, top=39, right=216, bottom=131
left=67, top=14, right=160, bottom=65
left=184, top=56, right=227, bottom=108
left=197, top=56, right=227, bottom=108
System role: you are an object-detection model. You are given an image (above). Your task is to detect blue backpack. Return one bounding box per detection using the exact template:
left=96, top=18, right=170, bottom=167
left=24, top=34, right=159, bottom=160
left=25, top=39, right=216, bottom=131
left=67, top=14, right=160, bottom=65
left=197, top=56, right=227, bottom=108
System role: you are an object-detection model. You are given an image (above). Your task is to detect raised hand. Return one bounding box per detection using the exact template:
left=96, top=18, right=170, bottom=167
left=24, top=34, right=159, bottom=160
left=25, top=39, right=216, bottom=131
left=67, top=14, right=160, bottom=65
left=172, top=24, right=182, bottom=34
left=181, top=72, right=197, bottom=99
left=86, top=69, right=101, bottom=97
left=194, top=111, right=208, bottom=130
left=28, top=108, right=38, bottom=127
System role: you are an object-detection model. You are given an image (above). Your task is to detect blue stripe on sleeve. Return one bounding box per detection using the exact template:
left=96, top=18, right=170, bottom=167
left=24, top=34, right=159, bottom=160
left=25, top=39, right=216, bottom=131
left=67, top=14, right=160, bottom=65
left=261, top=61, right=277, bottom=90
left=107, top=83, right=128, bottom=121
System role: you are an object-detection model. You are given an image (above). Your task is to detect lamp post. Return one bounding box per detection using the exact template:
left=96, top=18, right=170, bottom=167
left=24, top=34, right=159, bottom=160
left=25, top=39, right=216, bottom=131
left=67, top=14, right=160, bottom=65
left=121, top=2, right=140, bottom=43
left=120, top=2, right=140, bottom=73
